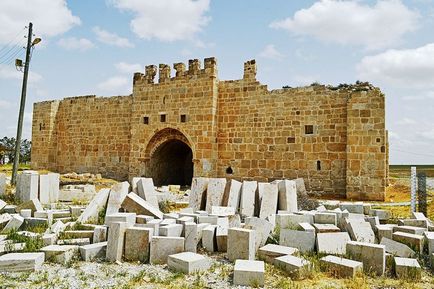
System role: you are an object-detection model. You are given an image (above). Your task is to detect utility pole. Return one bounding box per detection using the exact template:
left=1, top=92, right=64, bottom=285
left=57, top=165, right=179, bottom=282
left=11, top=22, right=33, bottom=185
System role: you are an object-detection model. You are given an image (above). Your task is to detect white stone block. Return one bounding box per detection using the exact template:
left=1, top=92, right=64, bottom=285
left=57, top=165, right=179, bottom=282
left=137, top=178, right=159, bottom=209
left=189, top=177, right=208, bottom=211
left=245, top=217, right=273, bottom=250
left=392, top=231, right=424, bottom=254
left=105, top=182, right=130, bottom=217
left=233, top=260, right=265, bottom=287
left=77, top=188, right=110, bottom=224
left=280, top=229, right=315, bottom=253
left=277, top=180, right=298, bottom=212
left=276, top=213, right=313, bottom=229
left=40, top=244, right=79, bottom=265
left=159, top=224, right=183, bottom=237
left=216, top=226, right=228, bottom=252
left=149, top=236, right=184, bottom=265
left=346, top=241, right=385, bottom=276
left=380, top=237, right=415, bottom=258
left=105, top=212, right=136, bottom=227
left=106, top=222, right=127, bottom=262
left=258, top=244, right=298, bottom=264
left=239, top=181, right=257, bottom=218
left=211, top=206, right=235, bottom=216
left=258, top=183, right=278, bottom=219
left=314, top=212, right=337, bottom=225
left=274, top=255, right=311, bottom=279
left=394, top=257, right=421, bottom=279
left=202, top=225, right=217, bottom=252
left=79, top=242, right=107, bottom=261
left=168, top=252, right=210, bottom=274
left=16, top=171, right=39, bottom=202
left=225, top=179, right=242, bottom=210
left=1, top=215, right=24, bottom=233
left=339, top=202, right=364, bottom=214
left=346, top=220, right=375, bottom=243
left=317, top=232, right=350, bottom=255
left=205, top=178, right=227, bottom=213
left=121, top=192, right=163, bottom=219
left=0, top=252, right=45, bottom=272
left=227, top=228, right=255, bottom=262
left=425, top=231, right=434, bottom=255
left=0, top=173, right=5, bottom=197
left=124, top=227, right=153, bottom=262
left=320, top=255, right=363, bottom=278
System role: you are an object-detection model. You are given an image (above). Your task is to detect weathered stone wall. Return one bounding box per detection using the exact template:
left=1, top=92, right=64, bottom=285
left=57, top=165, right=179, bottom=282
left=31, top=57, right=388, bottom=200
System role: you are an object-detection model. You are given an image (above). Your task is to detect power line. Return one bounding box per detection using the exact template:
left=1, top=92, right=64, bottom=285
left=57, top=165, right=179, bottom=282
left=0, top=27, right=26, bottom=54
left=0, top=48, right=25, bottom=66
left=0, top=43, right=25, bottom=64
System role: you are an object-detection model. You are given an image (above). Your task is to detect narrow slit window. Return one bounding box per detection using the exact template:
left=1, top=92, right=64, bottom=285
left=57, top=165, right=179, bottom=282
left=143, top=116, right=149, bottom=124
left=180, top=114, right=187, bottom=123
left=160, top=114, right=166, bottom=123
left=317, top=160, right=321, bottom=171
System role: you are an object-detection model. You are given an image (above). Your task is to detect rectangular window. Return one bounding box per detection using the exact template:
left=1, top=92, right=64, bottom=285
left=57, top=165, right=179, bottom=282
left=143, top=116, right=149, bottom=125
left=305, top=125, right=314, bottom=135
left=160, top=114, right=166, bottom=123
left=180, top=114, right=187, bottom=123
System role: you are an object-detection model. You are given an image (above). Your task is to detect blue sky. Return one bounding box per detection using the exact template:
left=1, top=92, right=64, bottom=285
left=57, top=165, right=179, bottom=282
left=0, top=0, right=433, bottom=164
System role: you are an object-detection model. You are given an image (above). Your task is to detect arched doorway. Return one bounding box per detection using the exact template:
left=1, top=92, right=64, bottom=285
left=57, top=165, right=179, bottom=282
left=144, top=128, right=194, bottom=187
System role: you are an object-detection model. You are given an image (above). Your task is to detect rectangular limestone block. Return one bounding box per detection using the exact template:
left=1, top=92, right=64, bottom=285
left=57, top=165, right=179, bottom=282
left=280, top=229, right=315, bottom=253
left=16, top=171, right=39, bottom=202
left=277, top=180, right=298, bottom=213
left=394, top=257, right=421, bottom=279
left=320, top=255, right=363, bottom=278
left=149, top=236, right=184, bottom=265
left=312, top=223, right=340, bottom=233
left=346, top=241, right=385, bottom=276
left=124, top=227, right=153, bottom=262
left=346, top=220, right=375, bottom=243
left=16, top=199, right=43, bottom=214
left=339, top=202, right=364, bottom=214
left=189, top=177, right=208, bottom=211
left=168, top=252, right=210, bottom=274
left=258, top=244, right=298, bottom=264
left=216, top=226, right=228, bottom=252
left=0, top=252, right=45, bottom=272
left=316, top=232, right=351, bottom=255
left=205, top=178, right=227, bottom=213
left=1, top=215, right=24, bottom=233
left=202, top=225, right=217, bottom=252
left=106, top=222, right=127, bottom=262
left=276, top=213, right=313, bottom=229
left=274, top=255, right=311, bottom=279
left=93, top=226, right=108, bottom=243
left=211, top=206, right=235, bottom=216
left=227, top=228, right=255, bottom=262
left=121, top=192, right=163, bottom=219
left=105, top=213, right=136, bottom=227
left=137, top=178, right=159, bottom=209
left=380, top=237, right=415, bottom=258
left=225, top=179, right=242, bottom=210
left=0, top=173, right=6, bottom=197
left=40, top=244, right=79, bottom=265
left=239, top=181, right=257, bottom=218
left=393, top=225, right=426, bottom=236
left=159, top=224, right=183, bottom=237
left=77, top=188, right=110, bottom=224
left=79, top=242, right=107, bottom=261
left=258, top=183, right=278, bottom=219
left=392, top=231, right=424, bottom=254
left=244, top=217, right=273, bottom=250
left=425, top=232, right=434, bottom=255
left=376, top=224, right=395, bottom=241
left=233, top=260, right=265, bottom=287
left=314, top=212, right=337, bottom=225
left=105, top=182, right=130, bottom=217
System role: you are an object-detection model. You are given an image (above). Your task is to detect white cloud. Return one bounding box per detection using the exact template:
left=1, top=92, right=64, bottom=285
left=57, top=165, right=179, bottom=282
left=110, top=0, right=211, bottom=42
left=258, top=44, right=284, bottom=60
left=93, top=26, right=134, bottom=48
left=115, top=62, right=142, bottom=74
left=97, top=76, right=131, bottom=95
left=396, top=117, right=417, bottom=125
left=0, top=64, right=42, bottom=83
left=57, top=37, right=95, bottom=51
left=357, top=43, right=434, bottom=88
left=417, top=127, right=434, bottom=140
left=0, top=100, right=12, bottom=109
left=270, top=0, right=419, bottom=50
left=402, top=91, right=434, bottom=101
left=0, top=0, right=80, bottom=44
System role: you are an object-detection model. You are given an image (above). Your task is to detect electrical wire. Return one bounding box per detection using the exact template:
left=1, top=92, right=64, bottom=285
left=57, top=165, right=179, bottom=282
left=0, top=27, right=26, bottom=54
left=0, top=46, right=25, bottom=65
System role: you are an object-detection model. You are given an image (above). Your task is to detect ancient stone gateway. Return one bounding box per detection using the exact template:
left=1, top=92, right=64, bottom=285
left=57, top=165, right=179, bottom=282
left=31, top=57, right=389, bottom=200
left=144, top=128, right=194, bottom=186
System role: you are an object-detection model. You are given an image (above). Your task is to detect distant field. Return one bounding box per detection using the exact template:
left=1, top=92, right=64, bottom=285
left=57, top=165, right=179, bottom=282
left=389, top=164, right=434, bottom=178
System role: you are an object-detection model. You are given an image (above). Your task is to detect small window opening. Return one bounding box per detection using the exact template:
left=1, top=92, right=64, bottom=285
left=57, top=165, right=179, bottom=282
left=39, top=123, right=43, bottom=131
left=287, top=137, right=296, bottom=143
left=226, top=166, right=233, bottom=174
left=381, top=146, right=385, bottom=153
left=143, top=116, right=149, bottom=124
left=180, top=114, right=187, bottom=123
left=296, top=110, right=300, bottom=115
left=160, top=114, right=166, bottom=123
left=305, top=125, right=314, bottom=135
left=317, top=160, right=321, bottom=171
left=376, top=138, right=381, bottom=143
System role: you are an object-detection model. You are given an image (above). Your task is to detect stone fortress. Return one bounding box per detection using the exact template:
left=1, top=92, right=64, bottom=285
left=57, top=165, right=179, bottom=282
left=31, top=57, right=388, bottom=201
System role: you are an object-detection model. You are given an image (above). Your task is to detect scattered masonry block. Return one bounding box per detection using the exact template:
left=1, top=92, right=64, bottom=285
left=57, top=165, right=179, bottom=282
left=394, top=257, right=421, bottom=279
left=124, top=227, right=153, bottom=262
left=105, top=182, right=130, bottom=217
left=370, top=209, right=390, bottom=221
left=137, top=178, right=159, bottom=209
left=150, top=236, right=184, bottom=265
left=225, top=179, right=242, bottom=210
left=77, top=188, right=110, bottom=224
left=168, top=252, right=210, bottom=274
left=314, top=212, right=337, bottom=225
left=380, top=237, right=415, bottom=258
left=258, top=244, right=298, bottom=264
left=412, top=212, right=427, bottom=220
left=312, top=223, right=340, bottom=233
left=346, top=221, right=375, bottom=243
left=339, top=202, right=364, bottom=214
left=2, top=205, right=16, bottom=214
left=184, top=222, right=208, bottom=253
left=137, top=215, right=154, bottom=224
left=159, top=224, right=183, bottom=237
left=205, top=178, right=227, bottom=213
left=346, top=241, right=385, bottom=276
left=274, top=255, right=311, bottom=279
left=233, top=260, right=265, bottom=287
left=398, top=219, right=428, bottom=228
left=63, top=230, right=94, bottom=242
left=1, top=215, right=24, bottom=233
left=144, top=219, right=161, bottom=236
left=239, top=181, right=257, bottom=218
left=23, top=217, right=48, bottom=229
left=189, top=177, right=208, bottom=211
left=227, top=228, right=255, bottom=262
left=299, top=222, right=315, bottom=232
left=317, top=232, right=351, bottom=255
left=40, top=244, right=79, bottom=265
left=0, top=241, right=25, bottom=253
left=392, top=231, right=424, bottom=254
left=280, top=229, right=315, bottom=253
left=105, top=212, right=136, bottom=227
left=320, top=255, right=363, bottom=278
left=425, top=232, right=434, bottom=255
left=393, top=225, right=426, bottom=236
left=277, top=180, right=298, bottom=213
left=79, top=242, right=107, bottom=261
left=202, top=225, right=217, bottom=252
left=58, top=238, right=90, bottom=246
left=93, top=225, right=108, bottom=243
left=16, top=171, right=39, bottom=202
left=216, top=226, right=228, bottom=252
left=0, top=173, right=5, bottom=197
left=245, top=217, right=273, bottom=250
left=0, top=213, right=12, bottom=227
left=211, top=206, right=235, bottom=216
left=258, top=182, right=278, bottom=219
left=106, top=222, right=127, bottom=262
left=277, top=213, right=313, bottom=229
left=376, top=224, right=395, bottom=241
left=0, top=252, right=45, bottom=272
left=0, top=199, right=6, bottom=211
left=19, top=209, right=32, bottom=218
left=16, top=198, right=43, bottom=214
left=121, top=192, right=163, bottom=219
left=42, top=233, right=57, bottom=246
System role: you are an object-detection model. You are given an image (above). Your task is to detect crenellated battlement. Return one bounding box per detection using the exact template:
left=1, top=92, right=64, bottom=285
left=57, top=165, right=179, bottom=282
left=133, top=57, right=218, bottom=86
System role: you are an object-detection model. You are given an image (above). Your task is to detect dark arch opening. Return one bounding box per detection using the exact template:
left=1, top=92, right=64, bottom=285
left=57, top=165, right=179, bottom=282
left=148, top=139, right=193, bottom=186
